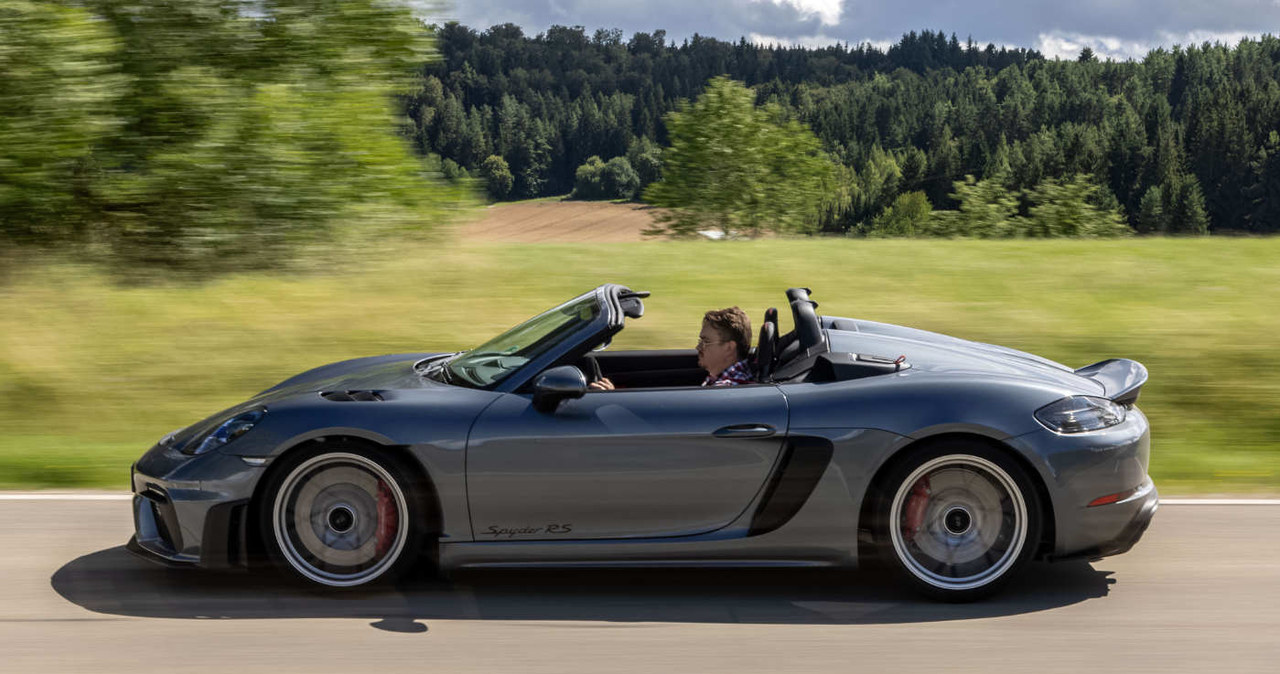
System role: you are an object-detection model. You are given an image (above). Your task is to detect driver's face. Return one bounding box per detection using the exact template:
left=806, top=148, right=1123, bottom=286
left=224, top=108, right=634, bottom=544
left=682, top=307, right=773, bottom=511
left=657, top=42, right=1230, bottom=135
left=696, top=321, right=737, bottom=375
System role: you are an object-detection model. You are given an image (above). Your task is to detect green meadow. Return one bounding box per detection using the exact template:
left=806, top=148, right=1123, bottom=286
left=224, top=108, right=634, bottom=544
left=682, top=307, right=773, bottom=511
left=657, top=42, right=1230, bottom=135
left=2, top=236, right=1277, bottom=492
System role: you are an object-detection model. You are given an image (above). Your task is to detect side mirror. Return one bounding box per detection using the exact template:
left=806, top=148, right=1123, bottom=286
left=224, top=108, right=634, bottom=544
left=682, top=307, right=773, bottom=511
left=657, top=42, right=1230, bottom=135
left=532, top=366, right=587, bottom=413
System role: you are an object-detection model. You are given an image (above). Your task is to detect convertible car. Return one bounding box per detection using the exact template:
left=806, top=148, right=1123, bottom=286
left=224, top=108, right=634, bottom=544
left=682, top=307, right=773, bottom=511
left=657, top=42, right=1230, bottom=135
left=129, top=284, right=1157, bottom=600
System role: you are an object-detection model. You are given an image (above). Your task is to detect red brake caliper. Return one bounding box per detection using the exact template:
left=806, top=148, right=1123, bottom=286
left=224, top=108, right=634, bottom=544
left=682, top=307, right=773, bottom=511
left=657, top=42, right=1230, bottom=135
left=375, top=480, right=398, bottom=558
left=902, top=476, right=931, bottom=541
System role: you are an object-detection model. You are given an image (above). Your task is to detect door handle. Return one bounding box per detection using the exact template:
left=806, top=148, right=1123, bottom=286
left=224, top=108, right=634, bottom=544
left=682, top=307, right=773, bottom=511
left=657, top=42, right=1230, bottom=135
left=712, top=424, right=776, bottom=438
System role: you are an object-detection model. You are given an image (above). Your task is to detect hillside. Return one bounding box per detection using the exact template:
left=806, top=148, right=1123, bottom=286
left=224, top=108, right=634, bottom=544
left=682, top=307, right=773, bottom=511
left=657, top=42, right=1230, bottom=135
left=412, top=24, right=1280, bottom=235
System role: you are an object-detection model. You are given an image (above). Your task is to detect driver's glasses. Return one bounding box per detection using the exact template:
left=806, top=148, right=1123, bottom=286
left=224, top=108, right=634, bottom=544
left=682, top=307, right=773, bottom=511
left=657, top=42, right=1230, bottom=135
left=696, top=338, right=726, bottom=349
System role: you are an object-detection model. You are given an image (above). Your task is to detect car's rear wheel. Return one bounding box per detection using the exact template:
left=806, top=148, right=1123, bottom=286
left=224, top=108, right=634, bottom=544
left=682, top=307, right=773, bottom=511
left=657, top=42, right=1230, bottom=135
left=263, top=444, right=424, bottom=588
left=875, top=441, right=1042, bottom=601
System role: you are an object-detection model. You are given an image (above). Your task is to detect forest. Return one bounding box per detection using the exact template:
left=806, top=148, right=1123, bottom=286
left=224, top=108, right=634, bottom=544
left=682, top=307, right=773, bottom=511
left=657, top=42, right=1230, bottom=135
left=7, top=4, right=1280, bottom=275
left=409, top=23, right=1280, bottom=235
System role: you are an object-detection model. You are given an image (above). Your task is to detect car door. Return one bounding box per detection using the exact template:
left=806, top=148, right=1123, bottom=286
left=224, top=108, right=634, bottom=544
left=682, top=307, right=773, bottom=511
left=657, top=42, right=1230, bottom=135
left=465, top=383, right=790, bottom=540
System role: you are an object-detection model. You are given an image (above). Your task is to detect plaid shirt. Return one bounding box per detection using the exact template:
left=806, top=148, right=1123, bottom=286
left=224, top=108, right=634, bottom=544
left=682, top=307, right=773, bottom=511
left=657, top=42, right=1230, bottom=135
left=703, top=358, right=756, bottom=387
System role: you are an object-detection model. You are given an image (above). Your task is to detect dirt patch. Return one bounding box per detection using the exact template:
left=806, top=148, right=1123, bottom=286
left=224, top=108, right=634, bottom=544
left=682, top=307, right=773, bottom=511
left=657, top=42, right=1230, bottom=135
left=458, top=200, right=663, bottom=243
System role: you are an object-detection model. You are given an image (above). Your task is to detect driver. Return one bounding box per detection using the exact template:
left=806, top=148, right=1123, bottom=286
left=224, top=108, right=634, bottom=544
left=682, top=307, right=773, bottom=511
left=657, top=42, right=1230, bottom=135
left=589, top=307, right=755, bottom=390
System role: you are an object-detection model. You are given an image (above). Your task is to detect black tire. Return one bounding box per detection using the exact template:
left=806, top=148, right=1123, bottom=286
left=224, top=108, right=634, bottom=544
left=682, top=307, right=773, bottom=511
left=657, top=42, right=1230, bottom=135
left=873, top=440, right=1042, bottom=601
left=259, top=441, right=429, bottom=589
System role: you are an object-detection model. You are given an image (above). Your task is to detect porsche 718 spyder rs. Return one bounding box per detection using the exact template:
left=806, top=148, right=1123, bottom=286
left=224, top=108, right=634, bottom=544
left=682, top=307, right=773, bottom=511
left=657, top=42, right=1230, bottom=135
left=128, top=285, right=1157, bottom=600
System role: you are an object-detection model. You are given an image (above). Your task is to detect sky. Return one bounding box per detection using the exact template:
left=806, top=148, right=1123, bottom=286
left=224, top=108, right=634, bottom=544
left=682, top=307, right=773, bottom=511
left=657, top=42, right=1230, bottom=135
left=421, top=0, right=1280, bottom=61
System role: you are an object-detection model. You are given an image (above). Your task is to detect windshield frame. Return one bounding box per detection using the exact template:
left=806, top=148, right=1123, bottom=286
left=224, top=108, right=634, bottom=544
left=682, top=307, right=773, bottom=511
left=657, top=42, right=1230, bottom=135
left=445, top=289, right=613, bottom=391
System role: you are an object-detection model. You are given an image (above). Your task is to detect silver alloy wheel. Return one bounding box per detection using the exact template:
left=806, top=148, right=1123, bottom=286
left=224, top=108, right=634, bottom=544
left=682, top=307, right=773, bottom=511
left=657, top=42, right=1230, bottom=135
left=888, top=454, right=1028, bottom=592
left=272, top=452, right=409, bottom=587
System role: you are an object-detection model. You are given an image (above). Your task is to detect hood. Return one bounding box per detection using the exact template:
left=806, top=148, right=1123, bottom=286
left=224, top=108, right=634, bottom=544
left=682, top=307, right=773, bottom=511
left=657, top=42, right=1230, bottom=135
left=157, top=353, right=456, bottom=453
left=258, top=352, right=447, bottom=397
left=825, top=318, right=1104, bottom=395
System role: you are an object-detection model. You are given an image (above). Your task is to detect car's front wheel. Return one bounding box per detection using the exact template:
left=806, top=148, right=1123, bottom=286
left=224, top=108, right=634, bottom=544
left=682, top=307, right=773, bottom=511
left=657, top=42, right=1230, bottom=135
left=875, top=441, right=1042, bottom=601
left=263, top=444, right=424, bottom=588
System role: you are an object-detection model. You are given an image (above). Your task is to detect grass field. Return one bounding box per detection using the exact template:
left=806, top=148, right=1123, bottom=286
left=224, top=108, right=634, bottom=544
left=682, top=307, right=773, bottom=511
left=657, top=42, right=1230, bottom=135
left=2, top=236, right=1278, bottom=492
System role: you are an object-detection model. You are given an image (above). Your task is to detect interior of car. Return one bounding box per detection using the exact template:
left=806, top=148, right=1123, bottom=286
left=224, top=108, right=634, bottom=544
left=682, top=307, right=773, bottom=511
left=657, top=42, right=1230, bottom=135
left=566, top=287, right=829, bottom=390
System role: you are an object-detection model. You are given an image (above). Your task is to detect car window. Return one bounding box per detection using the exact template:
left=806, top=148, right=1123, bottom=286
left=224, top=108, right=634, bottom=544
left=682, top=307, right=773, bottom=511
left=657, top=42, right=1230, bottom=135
left=448, top=295, right=600, bottom=388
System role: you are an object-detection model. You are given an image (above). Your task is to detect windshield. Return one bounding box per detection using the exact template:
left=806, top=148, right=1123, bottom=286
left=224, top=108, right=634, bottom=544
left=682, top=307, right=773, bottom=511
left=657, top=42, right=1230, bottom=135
left=446, top=294, right=601, bottom=388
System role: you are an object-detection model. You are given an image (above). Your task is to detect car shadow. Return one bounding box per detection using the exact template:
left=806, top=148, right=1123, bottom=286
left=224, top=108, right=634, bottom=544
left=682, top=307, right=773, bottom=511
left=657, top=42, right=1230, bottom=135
left=52, top=546, right=1114, bottom=630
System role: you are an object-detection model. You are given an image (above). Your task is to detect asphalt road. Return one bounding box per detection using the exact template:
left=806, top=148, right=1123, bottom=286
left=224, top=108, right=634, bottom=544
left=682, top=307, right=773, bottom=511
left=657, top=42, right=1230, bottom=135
left=1, top=499, right=1277, bottom=673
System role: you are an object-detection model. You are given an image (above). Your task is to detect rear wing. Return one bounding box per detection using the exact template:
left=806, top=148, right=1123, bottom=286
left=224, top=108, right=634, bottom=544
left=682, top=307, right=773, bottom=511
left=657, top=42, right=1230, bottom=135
left=1075, top=359, right=1148, bottom=405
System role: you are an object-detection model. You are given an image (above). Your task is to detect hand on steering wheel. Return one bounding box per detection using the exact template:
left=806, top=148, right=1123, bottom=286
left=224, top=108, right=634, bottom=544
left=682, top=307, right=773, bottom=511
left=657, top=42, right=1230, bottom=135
left=588, top=377, right=615, bottom=391
left=588, top=356, right=603, bottom=382
left=585, top=356, right=613, bottom=389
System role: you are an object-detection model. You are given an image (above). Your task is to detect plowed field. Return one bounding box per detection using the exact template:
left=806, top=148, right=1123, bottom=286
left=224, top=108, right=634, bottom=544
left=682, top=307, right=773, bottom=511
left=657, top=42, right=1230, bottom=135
left=458, top=200, right=660, bottom=242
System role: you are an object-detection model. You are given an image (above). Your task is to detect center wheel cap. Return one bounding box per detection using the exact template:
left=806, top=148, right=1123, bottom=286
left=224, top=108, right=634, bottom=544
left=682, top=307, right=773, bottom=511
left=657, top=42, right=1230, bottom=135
left=943, top=506, right=972, bottom=535
left=326, top=504, right=357, bottom=533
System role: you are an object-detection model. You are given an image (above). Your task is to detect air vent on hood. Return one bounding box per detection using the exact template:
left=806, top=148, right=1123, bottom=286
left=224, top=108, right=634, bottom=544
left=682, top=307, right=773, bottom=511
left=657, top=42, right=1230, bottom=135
left=320, top=390, right=385, bottom=402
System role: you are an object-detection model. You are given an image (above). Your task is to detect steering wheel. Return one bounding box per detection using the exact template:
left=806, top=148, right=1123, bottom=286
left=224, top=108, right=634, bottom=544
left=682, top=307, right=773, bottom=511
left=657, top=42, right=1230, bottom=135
left=586, top=354, right=604, bottom=383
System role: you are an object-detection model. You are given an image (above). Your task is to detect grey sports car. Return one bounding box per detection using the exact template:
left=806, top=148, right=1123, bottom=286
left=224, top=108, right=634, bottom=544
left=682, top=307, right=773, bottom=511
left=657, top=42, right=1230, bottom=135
left=129, top=284, right=1156, bottom=600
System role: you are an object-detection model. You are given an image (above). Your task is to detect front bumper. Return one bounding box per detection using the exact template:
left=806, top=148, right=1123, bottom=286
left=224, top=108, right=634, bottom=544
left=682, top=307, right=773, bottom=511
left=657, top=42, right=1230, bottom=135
left=129, top=442, right=265, bottom=569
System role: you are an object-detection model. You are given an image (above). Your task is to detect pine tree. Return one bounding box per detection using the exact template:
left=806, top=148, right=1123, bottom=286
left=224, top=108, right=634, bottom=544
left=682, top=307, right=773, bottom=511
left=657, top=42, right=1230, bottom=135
left=1136, top=185, right=1167, bottom=233
left=924, top=124, right=961, bottom=206
left=1170, top=174, right=1210, bottom=234
left=1242, top=131, right=1280, bottom=233
left=983, top=136, right=1012, bottom=181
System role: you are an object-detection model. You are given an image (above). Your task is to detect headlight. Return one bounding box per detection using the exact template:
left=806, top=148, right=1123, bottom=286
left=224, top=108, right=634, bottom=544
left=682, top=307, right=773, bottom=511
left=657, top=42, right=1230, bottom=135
left=1034, top=396, right=1126, bottom=433
left=187, top=408, right=267, bottom=455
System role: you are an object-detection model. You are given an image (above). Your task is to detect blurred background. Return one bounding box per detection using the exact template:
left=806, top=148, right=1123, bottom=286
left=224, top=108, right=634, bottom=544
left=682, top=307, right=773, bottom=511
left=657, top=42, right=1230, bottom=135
left=2, top=1, right=1277, bottom=493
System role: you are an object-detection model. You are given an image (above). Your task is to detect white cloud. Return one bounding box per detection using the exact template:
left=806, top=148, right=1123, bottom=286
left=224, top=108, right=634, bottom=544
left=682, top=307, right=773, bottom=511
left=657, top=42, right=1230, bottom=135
left=755, top=0, right=843, bottom=26
left=1161, top=29, right=1259, bottom=47
left=426, top=1, right=1280, bottom=59
left=749, top=32, right=845, bottom=48
left=1036, top=29, right=1262, bottom=61
left=750, top=32, right=896, bottom=52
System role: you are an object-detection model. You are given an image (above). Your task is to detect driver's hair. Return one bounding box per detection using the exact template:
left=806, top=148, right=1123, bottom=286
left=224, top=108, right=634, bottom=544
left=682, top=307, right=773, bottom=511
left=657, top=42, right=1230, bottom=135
left=703, top=307, right=752, bottom=362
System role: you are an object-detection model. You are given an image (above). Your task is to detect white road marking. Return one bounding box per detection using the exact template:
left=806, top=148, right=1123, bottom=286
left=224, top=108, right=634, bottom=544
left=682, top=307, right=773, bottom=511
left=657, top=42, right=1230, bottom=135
left=1161, top=499, right=1280, bottom=505
left=0, top=494, right=132, bottom=500
left=0, top=494, right=1277, bottom=504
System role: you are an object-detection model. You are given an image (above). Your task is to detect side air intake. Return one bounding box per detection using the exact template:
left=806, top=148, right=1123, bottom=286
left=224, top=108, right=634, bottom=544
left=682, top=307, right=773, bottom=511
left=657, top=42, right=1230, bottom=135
left=320, top=390, right=385, bottom=402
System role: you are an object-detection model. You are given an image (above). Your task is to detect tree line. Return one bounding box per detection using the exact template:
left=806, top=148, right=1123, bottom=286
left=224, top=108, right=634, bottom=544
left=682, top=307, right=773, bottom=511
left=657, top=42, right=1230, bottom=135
left=410, top=23, right=1280, bottom=235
